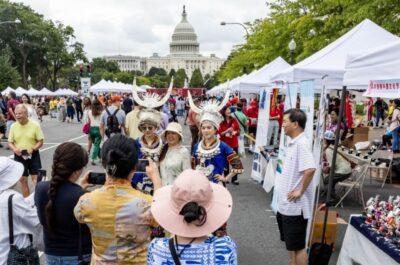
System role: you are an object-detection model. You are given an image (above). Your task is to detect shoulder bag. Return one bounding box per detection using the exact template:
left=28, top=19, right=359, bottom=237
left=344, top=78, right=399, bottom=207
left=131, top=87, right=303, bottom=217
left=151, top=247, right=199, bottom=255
left=7, top=194, right=40, bottom=265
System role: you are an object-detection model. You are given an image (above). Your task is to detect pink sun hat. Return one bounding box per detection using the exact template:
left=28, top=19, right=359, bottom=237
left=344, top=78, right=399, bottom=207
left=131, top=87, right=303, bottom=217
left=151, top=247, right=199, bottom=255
left=151, top=169, right=233, bottom=237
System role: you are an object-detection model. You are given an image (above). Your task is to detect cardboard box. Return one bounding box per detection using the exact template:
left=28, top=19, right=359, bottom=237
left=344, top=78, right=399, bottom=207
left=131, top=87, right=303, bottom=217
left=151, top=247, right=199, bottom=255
left=342, top=127, right=369, bottom=148
left=310, top=210, right=337, bottom=249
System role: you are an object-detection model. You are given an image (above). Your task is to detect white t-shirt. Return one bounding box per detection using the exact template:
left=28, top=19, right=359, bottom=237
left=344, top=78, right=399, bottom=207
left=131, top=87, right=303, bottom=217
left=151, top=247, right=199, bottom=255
left=276, top=133, right=316, bottom=219
left=0, top=190, right=40, bottom=264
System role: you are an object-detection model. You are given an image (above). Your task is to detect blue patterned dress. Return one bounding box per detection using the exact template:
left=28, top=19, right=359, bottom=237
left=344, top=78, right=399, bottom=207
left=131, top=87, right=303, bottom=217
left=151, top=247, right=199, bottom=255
left=147, top=236, right=237, bottom=265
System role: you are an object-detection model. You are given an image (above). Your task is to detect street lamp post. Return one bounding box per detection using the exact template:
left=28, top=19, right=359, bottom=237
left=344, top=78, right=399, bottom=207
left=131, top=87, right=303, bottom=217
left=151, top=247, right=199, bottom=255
left=220, top=21, right=249, bottom=39
left=288, top=33, right=297, bottom=65
left=0, top=19, right=21, bottom=25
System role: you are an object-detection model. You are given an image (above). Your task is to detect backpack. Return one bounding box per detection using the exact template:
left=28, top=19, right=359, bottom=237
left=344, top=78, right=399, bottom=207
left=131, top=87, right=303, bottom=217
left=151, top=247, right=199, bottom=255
left=105, top=107, right=121, bottom=137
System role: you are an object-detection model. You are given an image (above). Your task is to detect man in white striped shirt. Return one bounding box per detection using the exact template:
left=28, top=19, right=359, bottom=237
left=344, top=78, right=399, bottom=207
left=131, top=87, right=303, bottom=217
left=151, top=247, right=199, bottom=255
left=276, top=108, right=316, bottom=265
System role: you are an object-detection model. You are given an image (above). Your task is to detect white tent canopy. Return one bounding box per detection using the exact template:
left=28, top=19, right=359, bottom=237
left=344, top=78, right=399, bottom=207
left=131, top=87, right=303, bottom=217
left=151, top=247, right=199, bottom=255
left=90, top=79, right=145, bottom=93
left=231, top=57, right=291, bottom=93
left=1, top=86, right=15, bottom=96
left=271, top=19, right=399, bottom=90
left=207, top=75, right=248, bottom=95
left=15, top=87, right=28, bottom=96
left=343, top=40, right=400, bottom=88
left=27, top=88, right=40, bottom=96
left=39, top=87, right=54, bottom=96
left=53, top=88, right=78, bottom=96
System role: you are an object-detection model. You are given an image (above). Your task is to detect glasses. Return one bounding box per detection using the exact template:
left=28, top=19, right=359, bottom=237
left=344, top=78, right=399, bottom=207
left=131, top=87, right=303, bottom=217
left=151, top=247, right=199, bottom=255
left=140, top=125, right=155, bottom=131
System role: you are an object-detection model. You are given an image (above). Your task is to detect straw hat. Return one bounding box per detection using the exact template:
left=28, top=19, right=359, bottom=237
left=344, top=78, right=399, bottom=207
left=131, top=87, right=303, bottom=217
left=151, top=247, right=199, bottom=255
left=162, top=122, right=183, bottom=141
left=151, top=169, right=233, bottom=237
left=0, top=157, right=24, bottom=191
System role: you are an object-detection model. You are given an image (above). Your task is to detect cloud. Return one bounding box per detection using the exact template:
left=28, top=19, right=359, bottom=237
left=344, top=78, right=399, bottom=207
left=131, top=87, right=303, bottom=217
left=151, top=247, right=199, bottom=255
left=11, top=0, right=267, bottom=59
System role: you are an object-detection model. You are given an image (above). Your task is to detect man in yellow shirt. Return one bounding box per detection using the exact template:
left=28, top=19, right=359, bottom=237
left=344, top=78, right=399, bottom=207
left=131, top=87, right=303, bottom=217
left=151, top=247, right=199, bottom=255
left=8, top=104, right=44, bottom=197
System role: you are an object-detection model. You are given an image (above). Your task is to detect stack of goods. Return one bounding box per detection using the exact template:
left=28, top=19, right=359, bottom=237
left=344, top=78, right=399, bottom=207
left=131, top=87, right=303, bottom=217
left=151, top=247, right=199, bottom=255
left=362, top=195, right=400, bottom=246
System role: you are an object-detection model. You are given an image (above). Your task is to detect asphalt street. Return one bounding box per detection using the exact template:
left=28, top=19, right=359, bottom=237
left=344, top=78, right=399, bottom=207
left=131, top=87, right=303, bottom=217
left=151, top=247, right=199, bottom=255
left=6, top=114, right=394, bottom=264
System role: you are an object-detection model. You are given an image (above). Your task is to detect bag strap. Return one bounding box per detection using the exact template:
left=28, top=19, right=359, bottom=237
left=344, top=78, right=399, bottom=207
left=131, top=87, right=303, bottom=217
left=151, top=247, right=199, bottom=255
left=8, top=194, right=15, bottom=245
left=168, top=238, right=181, bottom=265
left=78, top=224, right=84, bottom=263
left=105, top=107, right=111, bottom=116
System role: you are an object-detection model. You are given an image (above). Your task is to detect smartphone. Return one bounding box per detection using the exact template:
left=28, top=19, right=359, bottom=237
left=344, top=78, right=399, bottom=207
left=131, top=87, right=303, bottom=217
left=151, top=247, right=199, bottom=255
left=88, top=172, right=106, bottom=185
left=136, top=159, right=149, bottom=173
left=21, top=149, right=29, bottom=156
left=37, top=169, right=47, bottom=182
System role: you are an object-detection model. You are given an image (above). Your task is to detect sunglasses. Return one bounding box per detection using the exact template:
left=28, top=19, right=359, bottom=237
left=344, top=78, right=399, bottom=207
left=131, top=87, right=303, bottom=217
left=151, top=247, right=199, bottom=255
left=140, top=125, right=155, bottom=131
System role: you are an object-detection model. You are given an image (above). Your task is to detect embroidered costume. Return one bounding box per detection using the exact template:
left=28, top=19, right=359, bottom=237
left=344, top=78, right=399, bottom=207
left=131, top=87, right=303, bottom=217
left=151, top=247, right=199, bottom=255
left=131, top=78, right=172, bottom=195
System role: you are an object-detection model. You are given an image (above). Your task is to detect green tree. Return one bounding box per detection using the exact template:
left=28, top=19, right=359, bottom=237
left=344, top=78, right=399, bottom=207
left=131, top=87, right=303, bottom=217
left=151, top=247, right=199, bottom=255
left=168, top=68, right=176, bottom=77
left=115, top=71, right=134, bottom=84
left=137, top=76, right=151, bottom=86
left=189, top=69, right=204, bottom=87
left=0, top=53, right=20, bottom=89
left=91, top=57, right=120, bottom=73
left=148, top=67, right=167, bottom=77
left=174, top=69, right=187, bottom=88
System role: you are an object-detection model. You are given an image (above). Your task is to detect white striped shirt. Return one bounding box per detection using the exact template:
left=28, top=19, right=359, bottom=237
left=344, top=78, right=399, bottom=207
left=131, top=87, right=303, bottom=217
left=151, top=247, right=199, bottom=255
left=277, top=132, right=316, bottom=219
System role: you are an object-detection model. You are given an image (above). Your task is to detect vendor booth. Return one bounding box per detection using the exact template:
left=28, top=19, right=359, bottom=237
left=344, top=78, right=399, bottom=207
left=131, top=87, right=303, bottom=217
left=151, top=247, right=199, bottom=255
left=1, top=86, right=15, bottom=96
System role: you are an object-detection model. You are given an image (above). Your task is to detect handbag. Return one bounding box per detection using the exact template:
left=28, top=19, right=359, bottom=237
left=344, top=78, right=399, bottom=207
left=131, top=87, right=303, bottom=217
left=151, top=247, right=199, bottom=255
left=7, top=194, right=40, bottom=265
left=82, top=122, right=90, bottom=134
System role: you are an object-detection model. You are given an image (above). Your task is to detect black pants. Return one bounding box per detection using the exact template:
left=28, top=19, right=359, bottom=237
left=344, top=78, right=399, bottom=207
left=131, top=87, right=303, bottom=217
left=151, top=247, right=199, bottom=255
left=324, top=172, right=351, bottom=196
left=76, top=108, right=83, bottom=122
left=190, top=125, right=199, bottom=154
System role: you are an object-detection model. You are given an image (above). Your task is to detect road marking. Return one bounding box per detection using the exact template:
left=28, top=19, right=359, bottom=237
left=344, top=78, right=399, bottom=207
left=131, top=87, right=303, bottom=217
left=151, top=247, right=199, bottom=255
left=8, top=134, right=87, bottom=158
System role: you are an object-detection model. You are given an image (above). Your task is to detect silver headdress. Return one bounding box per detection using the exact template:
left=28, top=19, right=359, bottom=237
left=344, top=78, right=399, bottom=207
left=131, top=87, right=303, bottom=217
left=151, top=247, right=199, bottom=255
left=188, top=81, right=230, bottom=128
left=132, top=77, right=173, bottom=128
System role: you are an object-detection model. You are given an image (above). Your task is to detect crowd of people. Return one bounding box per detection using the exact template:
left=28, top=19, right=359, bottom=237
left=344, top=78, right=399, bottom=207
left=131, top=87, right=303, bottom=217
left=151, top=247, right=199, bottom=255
left=1, top=84, right=396, bottom=264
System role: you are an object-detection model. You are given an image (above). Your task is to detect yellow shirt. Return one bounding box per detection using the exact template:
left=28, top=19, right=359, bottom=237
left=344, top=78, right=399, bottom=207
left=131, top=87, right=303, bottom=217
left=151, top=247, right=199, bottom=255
left=74, top=180, right=157, bottom=265
left=125, top=109, right=142, bottom=140
left=8, top=120, right=44, bottom=150
left=389, top=105, right=395, bottom=116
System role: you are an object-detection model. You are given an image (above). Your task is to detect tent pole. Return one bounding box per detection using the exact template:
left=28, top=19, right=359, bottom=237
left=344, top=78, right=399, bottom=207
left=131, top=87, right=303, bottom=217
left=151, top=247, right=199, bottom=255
left=321, top=85, right=346, bottom=243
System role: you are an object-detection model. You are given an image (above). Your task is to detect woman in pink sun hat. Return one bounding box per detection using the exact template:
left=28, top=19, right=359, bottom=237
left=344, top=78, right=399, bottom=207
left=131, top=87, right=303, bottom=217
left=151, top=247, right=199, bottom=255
left=147, top=169, right=237, bottom=265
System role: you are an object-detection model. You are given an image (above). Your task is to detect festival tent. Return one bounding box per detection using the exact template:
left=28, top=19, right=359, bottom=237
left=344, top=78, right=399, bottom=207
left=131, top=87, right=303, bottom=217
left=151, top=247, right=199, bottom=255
left=231, top=57, right=291, bottom=93
left=1, top=86, right=15, bottom=96
left=15, top=87, right=28, bottom=96
left=53, top=88, right=78, bottom=96
left=270, top=19, right=399, bottom=90
left=27, top=88, right=40, bottom=96
left=343, top=40, right=400, bottom=88
left=207, top=75, right=246, bottom=95
left=39, top=87, right=54, bottom=96
left=90, top=79, right=145, bottom=93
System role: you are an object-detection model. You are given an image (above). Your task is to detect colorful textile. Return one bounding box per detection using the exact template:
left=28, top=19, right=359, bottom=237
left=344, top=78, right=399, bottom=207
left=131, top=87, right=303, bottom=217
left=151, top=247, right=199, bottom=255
left=147, top=236, right=237, bottom=265
left=74, top=179, right=157, bottom=264
left=192, top=140, right=243, bottom=183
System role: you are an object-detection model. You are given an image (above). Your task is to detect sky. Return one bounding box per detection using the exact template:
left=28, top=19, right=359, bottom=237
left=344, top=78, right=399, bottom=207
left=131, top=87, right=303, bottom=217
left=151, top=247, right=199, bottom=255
left=12, top=0, right=268, bottom=60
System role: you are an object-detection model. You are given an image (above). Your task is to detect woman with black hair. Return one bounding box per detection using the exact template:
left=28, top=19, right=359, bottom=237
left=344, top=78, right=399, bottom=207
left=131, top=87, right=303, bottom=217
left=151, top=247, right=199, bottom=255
left=21, top=93, right=39, bottom=123
left=34, top=142, right=92, bottom=264
left=74, top=134, right=162, bottom=264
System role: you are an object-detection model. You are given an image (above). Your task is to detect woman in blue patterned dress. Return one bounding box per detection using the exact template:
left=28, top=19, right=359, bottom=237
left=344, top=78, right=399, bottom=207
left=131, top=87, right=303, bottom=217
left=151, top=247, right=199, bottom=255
left=148, top=169, right=237, bottom=265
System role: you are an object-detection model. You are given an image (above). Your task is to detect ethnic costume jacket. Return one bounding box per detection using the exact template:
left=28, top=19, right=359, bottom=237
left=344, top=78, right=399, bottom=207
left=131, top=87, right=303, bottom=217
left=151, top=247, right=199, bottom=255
left=131, top=136, right=163, bottom=195
left=192, top=140, right=243, bottom=183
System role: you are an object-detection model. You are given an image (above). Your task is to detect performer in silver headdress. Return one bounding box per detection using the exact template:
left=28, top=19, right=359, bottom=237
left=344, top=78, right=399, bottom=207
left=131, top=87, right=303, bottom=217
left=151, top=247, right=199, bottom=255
left=131, top=78, right=173, bottom=194
left=189, top=85, right=244, bottom=185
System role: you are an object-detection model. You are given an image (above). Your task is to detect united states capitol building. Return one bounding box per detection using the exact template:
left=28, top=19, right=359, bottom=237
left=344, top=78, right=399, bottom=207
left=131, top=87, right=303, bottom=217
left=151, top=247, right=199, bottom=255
left=104, top=6, right=225, bottom=78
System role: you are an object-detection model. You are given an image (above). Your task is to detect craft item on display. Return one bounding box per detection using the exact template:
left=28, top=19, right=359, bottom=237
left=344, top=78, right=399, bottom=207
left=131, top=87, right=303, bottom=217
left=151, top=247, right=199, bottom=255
left=362, top=195, right=400, bottom=247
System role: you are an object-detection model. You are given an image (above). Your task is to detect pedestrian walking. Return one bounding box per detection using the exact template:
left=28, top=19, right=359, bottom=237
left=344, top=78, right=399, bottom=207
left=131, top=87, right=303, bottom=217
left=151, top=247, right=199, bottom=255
left=35, top=142, right=92, bottom=264
left=74, top=134, right=162, bottom=264
left=100, top=95, right=126, bottom=139
left=276, top=108, right=316, bottom=265
left=88, top=99, right=103, bottom=165
left=159, top=122, right=191, bottom=186
left=187, top=97, right=200, bottom=153
left=148, top=169, right=237, bottom=265
left=6, top=91, right=19, bottom=137
left=73, top=95, right=83, bottom=122
left=8, top=104, right=44, bottom=197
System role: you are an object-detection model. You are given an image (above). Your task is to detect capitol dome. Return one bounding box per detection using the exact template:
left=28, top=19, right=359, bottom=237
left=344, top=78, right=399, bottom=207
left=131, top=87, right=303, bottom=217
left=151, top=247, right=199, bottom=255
left=169, top=6, right=200, bottom=57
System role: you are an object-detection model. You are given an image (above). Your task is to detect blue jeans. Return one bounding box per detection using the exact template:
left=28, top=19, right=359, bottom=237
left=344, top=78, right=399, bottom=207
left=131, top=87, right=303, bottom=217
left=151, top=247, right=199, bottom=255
left=391, top=126, right=400, bottom=151
left=375, top=109, right=384, bottom=126
left=46, top=254, right=91, bottom=265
